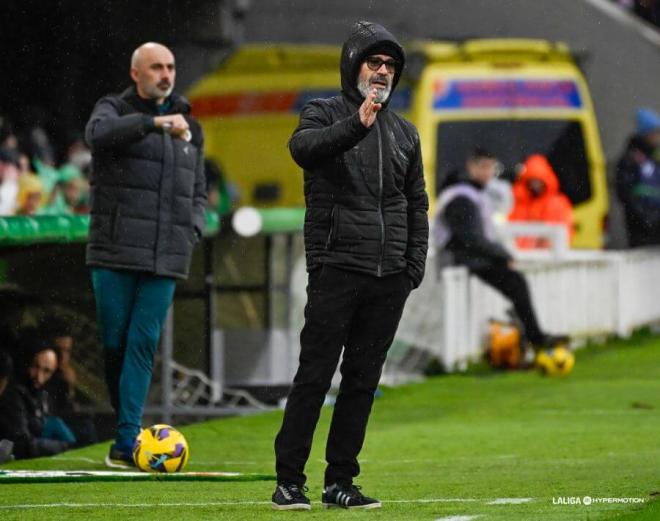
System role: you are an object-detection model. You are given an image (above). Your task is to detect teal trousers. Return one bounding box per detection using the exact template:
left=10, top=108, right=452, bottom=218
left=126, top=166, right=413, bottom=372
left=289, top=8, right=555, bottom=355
left=91, top=268, right=176, bottom=450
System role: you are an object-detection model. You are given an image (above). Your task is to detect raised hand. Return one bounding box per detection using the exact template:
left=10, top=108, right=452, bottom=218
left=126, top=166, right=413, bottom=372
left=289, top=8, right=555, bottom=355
left=154, top=114, right=190, bottom=138
left=359, top=88, right=382, bottom=128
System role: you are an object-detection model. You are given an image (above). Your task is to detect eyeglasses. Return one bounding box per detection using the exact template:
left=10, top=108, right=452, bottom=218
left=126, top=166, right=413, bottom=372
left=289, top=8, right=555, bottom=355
left=365, top=56, right=399, bottom=74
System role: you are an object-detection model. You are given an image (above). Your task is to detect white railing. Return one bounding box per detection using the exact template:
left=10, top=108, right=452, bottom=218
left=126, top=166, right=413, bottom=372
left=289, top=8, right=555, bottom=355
left=498, top=221, right=570, bottom=258
left=395, top=247, right=660, bottom=371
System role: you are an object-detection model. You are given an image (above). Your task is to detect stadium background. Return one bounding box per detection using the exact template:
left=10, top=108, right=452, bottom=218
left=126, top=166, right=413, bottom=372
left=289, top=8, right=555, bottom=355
left=0, top=1, right=659, bottom=519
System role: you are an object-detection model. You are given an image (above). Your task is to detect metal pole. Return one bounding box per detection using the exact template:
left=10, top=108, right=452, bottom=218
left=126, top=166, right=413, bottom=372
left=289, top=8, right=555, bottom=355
left=204, top=238, right=215, bottom=375
left=205, top=236, right=224, bottom=401
left=264, top=234, right=272, bottom=329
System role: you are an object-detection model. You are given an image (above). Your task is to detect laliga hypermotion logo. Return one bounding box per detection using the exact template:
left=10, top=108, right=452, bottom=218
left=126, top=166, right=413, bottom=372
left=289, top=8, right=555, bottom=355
left=553, top=496, right=647, bottom=506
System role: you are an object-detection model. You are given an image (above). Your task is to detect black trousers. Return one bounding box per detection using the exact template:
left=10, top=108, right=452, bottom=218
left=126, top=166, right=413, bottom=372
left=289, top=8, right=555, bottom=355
left=275, top=265, right=412, bottom=486
left=472, top=265, right=545, bottom=345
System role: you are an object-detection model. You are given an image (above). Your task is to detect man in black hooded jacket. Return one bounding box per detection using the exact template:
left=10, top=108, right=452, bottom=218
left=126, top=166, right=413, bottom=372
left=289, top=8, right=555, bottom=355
left=272, top=22, right=428, bottom=511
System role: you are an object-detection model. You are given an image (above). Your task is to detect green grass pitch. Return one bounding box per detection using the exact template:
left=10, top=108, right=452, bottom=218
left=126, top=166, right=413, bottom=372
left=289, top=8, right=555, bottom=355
left=1, top=333, right=658, bottom=520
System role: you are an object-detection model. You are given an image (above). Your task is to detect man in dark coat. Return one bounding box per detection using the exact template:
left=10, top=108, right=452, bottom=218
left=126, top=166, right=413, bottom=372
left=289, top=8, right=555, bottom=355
left=616, top=108, right=660, bottom=247
left=85, top=42, right=206, bottom=467
left=272, top=22, right=429, bottom=510
left=0, top=339, right=73, bottom=460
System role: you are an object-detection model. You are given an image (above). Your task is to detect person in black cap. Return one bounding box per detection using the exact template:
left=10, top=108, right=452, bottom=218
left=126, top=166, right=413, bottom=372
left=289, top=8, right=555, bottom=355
left=271, top=21, right=428, bottom=510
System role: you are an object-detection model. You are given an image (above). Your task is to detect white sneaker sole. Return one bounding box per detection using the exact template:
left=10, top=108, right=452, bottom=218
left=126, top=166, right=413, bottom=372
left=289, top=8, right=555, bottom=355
left=104, top=454, right=134, bottom=469
left=271, top=502, right=311, bottom=511
left=322, top=502, right=382, bottom=510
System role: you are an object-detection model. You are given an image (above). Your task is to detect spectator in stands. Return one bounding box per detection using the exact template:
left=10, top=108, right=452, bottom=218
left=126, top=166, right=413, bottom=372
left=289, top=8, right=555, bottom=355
left=0, top=147, right=20, bottom=215
left=0, top=331, right=75, bottom=459
left=42, top=316, right=97, bottom=447
left=42, top=317, right=77, bottom=416
left=64, top=135, right=92, bottom=178
left=0, top=349, right=15, bottom=463
left=15, top=173, right=44, bottom=215
left=616, top=108, right=660, bottom=247
left=0, top=116, right=18, bottom=151
left=614, top=0, right=660, bottom=26
left=435, top=147, right=567, bottom=350
left=509, top=154, right=574, bottom=249
left=633, top=0, right=660, bottom=26
left=42, top=165, right=87, bottom=215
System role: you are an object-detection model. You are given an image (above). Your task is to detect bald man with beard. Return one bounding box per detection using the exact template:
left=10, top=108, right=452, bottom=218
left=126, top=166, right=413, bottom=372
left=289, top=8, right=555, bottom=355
left=85, top=42, right=207, bottom=467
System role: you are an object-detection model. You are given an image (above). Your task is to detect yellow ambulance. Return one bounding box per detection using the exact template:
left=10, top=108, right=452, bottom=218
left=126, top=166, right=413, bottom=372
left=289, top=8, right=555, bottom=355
left=188, top=39, right=607, bottom=248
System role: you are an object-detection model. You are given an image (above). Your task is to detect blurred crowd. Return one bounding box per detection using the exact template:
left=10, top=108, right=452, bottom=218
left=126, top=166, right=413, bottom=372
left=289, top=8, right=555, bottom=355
left=0, top=116, right=91, bottom=217
left=0, top=114, right=236, bottom=219
left=0, top=311, right=97, bottom=463
left=614, top=0, right=660, bottom=26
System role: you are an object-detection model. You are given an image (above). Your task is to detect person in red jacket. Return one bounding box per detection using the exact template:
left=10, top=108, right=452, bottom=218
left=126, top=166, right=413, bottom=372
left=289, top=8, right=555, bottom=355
left=509, top=155, right=574, bottom=249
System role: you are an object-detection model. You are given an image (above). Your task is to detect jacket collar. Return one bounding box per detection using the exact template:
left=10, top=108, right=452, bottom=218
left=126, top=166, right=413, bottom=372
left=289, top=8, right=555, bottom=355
left=119, top=86, right=191, bottom=116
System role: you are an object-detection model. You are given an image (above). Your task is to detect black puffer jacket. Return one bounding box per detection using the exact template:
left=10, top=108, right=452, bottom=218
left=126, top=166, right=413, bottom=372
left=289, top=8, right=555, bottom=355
left=289, top=22, right=429, bottom=287
left=85, top=87, right=206, bottom=279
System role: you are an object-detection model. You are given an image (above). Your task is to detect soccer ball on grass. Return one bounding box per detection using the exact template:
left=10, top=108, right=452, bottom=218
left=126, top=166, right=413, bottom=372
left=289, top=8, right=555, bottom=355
left=133, top=424, right=189, bottom=472
left=535, top=346, right=575, bottom=376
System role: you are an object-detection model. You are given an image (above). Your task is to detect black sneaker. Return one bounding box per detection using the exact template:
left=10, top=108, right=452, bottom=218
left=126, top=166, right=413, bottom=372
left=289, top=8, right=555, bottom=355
left=322, top=483, right=381, bottom=510
left=535, top=334, right=570, bottom=349
left=104, top=443, right=135, bottom=469
left=271, top=483, right=311, bottom=511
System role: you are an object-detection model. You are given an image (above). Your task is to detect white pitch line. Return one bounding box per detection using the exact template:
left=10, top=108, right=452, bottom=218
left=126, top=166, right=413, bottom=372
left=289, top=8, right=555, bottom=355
left=388, top=499, right=480, bottom=504
left=435, top=516, right=481, bottom=521
left=0, top=498, right=533, bottom=509
left=193, top=461, right=259, bottom=466
left=51, top=456, right=98, bottom=463
left=0, top=501, right=272, bottom=509
left=52, top=457, right=261, bottom=466
left=487, top=498, right=533, bottom=505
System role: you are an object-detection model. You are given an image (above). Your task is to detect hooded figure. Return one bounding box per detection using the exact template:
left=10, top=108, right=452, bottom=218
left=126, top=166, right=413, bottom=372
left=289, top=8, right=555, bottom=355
left=509, top=154, right=574, bottom=249
left=273, top=22, right=428, bottom=511
left=289, top=21, right=428, bottom=285
left=616, top=108, right=660, bottom=247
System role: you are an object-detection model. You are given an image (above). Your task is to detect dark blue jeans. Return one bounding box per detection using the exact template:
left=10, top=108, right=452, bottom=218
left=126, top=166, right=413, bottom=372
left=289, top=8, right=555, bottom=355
left=91, top=268, right=176, bottom=450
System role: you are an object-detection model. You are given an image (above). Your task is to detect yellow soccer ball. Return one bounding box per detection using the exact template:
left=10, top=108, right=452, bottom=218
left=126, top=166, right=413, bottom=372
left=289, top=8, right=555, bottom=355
left=133, top=424, right=189, bottom=473
left=536, top=346, right=575, bottom=377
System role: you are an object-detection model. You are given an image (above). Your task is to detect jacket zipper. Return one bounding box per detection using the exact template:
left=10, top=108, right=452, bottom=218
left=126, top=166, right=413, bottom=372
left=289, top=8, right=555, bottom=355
left=110, top=205, right=119, bottom=242
left=325, top=204, right=340, bottom=250
left=154, top=131, right=168, bottom=271
left=375, top=121, right=385, bottom=277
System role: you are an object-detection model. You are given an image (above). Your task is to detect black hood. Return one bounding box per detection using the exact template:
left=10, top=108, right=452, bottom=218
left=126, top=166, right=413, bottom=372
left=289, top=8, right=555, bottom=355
left=627, top=134, right=656, bottom=158
left=340, top=21, right=405, bottom=107
left=120, top=86, right=191, bottom=116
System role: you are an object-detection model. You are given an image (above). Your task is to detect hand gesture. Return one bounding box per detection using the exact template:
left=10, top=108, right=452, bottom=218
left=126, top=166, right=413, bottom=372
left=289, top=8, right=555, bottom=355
left=154, top=114, right=190, bottom=138
left=359, top=88, right=382, bottom=128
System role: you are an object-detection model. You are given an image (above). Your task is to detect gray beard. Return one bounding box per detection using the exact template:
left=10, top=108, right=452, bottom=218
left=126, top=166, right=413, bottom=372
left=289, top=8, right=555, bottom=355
left=146, top=84, right=174, bottom=100
left=357, top=78, right=391, bottom=104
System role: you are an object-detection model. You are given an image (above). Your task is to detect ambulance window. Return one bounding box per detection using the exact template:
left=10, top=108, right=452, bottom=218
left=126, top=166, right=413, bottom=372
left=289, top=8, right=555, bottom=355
left=436, top=120, right=591, bottom=205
